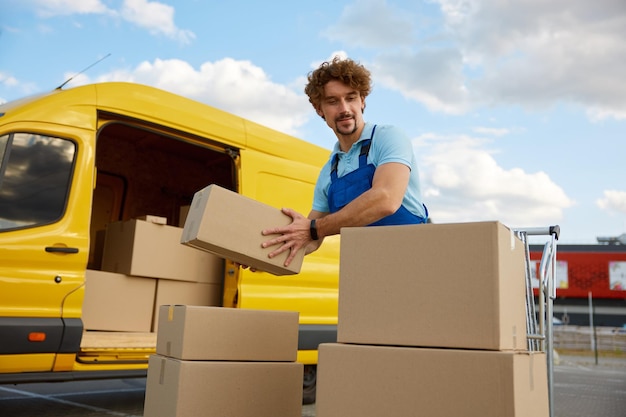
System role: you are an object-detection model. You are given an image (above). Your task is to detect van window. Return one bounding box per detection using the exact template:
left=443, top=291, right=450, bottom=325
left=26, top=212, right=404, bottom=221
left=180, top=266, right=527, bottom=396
left=0, top=133, right=76, bottom=231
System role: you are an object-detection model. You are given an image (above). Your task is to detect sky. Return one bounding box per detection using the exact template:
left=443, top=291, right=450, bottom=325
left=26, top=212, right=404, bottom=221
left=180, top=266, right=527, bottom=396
left=1, top=0, right=625, bottom=245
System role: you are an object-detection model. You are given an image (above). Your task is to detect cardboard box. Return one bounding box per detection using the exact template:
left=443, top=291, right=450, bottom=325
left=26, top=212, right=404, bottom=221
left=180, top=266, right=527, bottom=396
left=143, top=355, right=303, bottom=417
left=101, top=219, right=224, bottom=283
left=181, top=184, right=304, bottom=276
left=156, top=305, right=299, bottom=361
left=316, top=343, right=549, bottom=417
left=338, top=221, right=528, bottom=351
left=82, top=269, right=155, bottom=332
left=151, top=280, right=223, bottom=331
left=137, top=215, right=168, bottom=225
left=178, top=205, right=190, bottom=227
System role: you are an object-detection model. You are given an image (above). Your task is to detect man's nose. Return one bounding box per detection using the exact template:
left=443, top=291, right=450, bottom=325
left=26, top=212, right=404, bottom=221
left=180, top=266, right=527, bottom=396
left=338, top=99, right=350, bottom=113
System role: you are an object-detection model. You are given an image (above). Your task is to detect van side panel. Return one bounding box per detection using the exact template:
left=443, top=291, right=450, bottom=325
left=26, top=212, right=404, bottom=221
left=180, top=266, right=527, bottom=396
left=238, top=148, right=340, bottom=337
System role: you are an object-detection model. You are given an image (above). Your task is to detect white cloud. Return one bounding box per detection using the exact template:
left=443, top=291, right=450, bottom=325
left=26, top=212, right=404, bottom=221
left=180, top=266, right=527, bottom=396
left=76, top=58, right=310, bottom=135
left=120, top=0, right=195, bottom=44
left=313, top=51, right=350, bottom=69
left=434, top=0, right=626, bottom=118
left=415, top=133, right=574, bottom=227
left=0, top=72, right=19, bottom=87
left=597, top=190, right=626, bottom=214
left=372, top=48, right=469, bottom=114
left=0, top=72, right=38, bottom=97
left=472, top=126, right=510, bottom=136
left=320, top=1, right=470, bottom=114
left=29, top=0, right=194, bottom=43
left=324, top=0, right=626, bottom=120
left=587, top=106, right=626, bottom=122
left=33, top=0, right=111, bottom=16
left=323, top=0, right=415, bottom=48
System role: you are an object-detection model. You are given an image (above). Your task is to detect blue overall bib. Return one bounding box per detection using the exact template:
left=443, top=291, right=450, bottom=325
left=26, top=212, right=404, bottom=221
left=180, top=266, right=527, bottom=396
left=327, top=125, right=428, bottom=226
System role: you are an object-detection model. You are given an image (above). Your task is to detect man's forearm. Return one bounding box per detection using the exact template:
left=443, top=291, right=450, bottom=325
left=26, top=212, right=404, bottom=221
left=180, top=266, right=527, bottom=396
left=314, top=188, right=397, bottom=238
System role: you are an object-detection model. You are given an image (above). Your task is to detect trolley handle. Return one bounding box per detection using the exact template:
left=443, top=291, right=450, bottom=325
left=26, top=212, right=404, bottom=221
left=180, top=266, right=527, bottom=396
left=514, top=225, right=560, bottom=240
left=539, top=241, right=557, bottom=299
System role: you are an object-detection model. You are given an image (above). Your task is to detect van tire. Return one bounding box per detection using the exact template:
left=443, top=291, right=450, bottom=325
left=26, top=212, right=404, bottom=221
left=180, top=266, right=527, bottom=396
left=302, top=365, right=317, bottom=404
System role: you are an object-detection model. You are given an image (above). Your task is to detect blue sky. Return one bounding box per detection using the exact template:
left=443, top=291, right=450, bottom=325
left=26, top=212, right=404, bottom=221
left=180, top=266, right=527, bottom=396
left=1, top=0, right=625, bottom=244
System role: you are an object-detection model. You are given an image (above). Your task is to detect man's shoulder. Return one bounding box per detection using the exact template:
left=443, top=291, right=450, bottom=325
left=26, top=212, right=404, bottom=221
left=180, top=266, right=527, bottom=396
left=374, top=124, right=405, bottom=135
left=372, top=124, right=410, bottom=146
left=359, top=123, right=402, bottom=141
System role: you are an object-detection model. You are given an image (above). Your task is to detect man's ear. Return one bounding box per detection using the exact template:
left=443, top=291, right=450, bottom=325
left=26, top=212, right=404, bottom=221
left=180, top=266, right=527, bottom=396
left=316, top=108, right=325, bottom=120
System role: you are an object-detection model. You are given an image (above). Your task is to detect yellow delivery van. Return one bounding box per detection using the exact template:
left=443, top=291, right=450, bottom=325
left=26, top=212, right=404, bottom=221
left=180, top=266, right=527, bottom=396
left=0, top=82, right=339, bottom=403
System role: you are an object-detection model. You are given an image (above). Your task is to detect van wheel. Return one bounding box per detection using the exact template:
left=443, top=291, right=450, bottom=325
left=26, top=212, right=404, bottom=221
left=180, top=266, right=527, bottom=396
left=302, top=365, right=317, bottom=404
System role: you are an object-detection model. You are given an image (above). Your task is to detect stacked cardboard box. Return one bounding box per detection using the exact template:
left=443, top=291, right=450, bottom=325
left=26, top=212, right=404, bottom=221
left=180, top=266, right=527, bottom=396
left=144, top=305, right=303, bottom=417
left=152, top=280, right=222, bottom=331
left=83, top=216, right=224, bottom=332
left=316, top=221, right=549, bottom=417
left=82, top=269, right=156, bottom=332
left=101, top=216, right=224, bottom=284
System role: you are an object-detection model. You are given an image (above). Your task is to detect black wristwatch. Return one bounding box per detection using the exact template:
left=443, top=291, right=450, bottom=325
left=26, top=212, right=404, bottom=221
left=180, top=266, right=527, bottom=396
left=310, top=219, right=319, bottom=240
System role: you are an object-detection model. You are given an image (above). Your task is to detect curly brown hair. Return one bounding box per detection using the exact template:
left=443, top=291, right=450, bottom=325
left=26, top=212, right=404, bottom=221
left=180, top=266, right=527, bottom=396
left=304, top=56, right=372, bottom=111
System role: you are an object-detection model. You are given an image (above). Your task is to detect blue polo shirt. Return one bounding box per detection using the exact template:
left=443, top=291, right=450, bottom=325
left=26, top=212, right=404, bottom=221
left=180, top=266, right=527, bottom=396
left=312, top=122, right=427, bottom=219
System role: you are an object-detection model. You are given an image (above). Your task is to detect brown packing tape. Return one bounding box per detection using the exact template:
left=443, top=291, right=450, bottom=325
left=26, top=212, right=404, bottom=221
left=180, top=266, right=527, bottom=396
left=159, top=357, right=166, bottom=385
left=166, top=306, right=174, bottom=357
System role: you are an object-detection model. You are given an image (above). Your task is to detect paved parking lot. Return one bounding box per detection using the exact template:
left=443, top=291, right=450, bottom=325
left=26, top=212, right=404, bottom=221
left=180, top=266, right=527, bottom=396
left=0, top=378, right=146, bottom=416
left=0, top=353, right=623, bottom=416
left=552, top=353, right=626, bottom=417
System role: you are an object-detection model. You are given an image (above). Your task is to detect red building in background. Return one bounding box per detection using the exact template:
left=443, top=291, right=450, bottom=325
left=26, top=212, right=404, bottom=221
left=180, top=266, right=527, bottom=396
left=529, top=243, right=626, bottom=327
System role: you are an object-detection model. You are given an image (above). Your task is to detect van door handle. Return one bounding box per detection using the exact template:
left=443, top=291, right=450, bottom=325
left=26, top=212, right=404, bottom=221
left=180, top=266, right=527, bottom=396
left=45, top=247, right=79, bottom=254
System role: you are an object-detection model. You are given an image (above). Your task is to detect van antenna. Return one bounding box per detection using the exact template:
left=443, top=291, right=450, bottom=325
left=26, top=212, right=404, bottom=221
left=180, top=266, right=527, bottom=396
left=55, top=53, right=112, bottom=90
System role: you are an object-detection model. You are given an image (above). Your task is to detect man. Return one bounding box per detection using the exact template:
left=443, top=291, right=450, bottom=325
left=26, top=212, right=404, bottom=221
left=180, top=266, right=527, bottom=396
left=261, top=56, right=428, bottom=267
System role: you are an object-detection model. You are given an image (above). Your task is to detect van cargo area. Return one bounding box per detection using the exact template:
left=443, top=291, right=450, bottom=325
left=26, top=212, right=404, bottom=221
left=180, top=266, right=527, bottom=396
left=84, top=118, right=237, bottom=340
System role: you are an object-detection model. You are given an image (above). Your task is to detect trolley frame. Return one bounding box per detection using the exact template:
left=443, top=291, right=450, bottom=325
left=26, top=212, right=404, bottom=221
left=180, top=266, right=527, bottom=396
left=514, top=225, right=560, bottom=417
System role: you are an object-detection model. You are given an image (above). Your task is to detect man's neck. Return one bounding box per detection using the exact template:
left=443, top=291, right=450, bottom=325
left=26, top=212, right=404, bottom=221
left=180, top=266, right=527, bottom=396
left=336, top=124, right=366, bottom=152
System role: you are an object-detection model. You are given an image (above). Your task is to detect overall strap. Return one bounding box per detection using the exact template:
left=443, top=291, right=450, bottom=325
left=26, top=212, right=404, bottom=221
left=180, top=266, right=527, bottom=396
left=330, top=125, right=377, bottom=181
left=330, top=154, right=340, bottom=182
left=358, top=139, right=372, bottom=167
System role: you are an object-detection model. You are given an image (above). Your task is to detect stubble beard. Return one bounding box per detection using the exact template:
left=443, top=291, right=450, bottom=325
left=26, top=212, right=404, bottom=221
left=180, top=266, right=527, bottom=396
left=334, top=115, right=358, bottom=137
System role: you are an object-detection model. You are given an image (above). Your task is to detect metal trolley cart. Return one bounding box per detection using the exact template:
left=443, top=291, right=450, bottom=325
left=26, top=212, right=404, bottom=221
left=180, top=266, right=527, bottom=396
left=514, top=226, right=560, bottom=417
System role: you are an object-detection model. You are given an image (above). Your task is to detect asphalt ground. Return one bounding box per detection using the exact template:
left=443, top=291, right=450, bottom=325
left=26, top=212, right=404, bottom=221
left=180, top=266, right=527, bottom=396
left=552, top=352, right=626, bottom=417
left=0, top=352, right=623, bottom=417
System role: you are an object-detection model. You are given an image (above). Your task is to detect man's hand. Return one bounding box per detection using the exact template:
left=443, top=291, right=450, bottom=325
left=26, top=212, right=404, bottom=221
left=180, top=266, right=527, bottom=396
left=261, top=208, right=315, bottom=267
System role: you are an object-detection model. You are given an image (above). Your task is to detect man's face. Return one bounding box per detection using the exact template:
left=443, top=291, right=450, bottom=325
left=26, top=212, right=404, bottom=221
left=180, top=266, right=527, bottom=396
left=317, top=80, right=365, bottom=138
